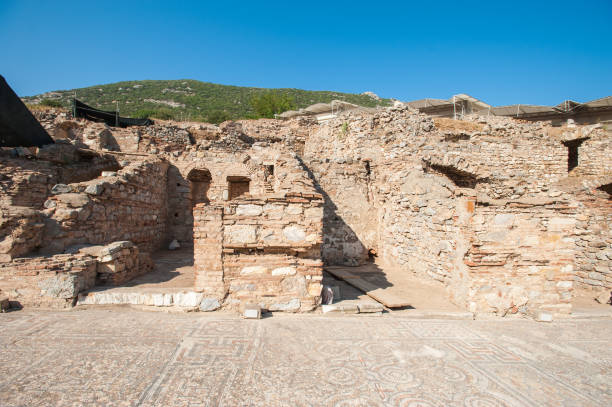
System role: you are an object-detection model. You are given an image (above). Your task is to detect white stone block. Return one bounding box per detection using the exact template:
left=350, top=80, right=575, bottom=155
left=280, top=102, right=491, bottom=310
left=244, top=304, right=261, bottom=319
left=271, top=266, right=297, bottom=276
left=536, top=311, right=553, bottom=322
left=241, top=266, right=268, bottom=275
left=283, top=225, right=306, bottom=242
left=236, top=204, right=263, bottom=216
left=174, top=292, right=203, bottom=307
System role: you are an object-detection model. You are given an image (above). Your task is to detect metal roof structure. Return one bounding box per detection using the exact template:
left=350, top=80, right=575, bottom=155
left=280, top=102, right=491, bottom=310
left=405, top=93, right=612, bottom=123
left=404, top=94, right=490, bottom=119
left=277, top=100, right=362, bottom=121
left=486, top=96, right=612, bottom=122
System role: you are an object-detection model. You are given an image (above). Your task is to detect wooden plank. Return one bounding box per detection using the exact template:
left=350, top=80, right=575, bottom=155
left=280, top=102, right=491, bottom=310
left=325, top=267, right=411, bottom=308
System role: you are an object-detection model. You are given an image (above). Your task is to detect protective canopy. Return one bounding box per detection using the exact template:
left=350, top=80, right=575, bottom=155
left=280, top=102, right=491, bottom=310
left=0, top=75, right=54, bottom=147
left=74, top=99, right=153, bottom=127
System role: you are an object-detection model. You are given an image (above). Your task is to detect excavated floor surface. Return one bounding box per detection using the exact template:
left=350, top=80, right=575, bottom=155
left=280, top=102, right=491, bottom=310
left=1, top=309, right=611, bottom=406
left=326, top=262, right=462, bottom=312
left=75, top=248, right=197, bottom=307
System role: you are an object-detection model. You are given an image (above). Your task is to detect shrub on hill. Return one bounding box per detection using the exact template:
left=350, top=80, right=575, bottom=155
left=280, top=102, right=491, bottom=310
left=40, top=99, right=63, bottom=108
left=251, top=92, right=296, bottom=118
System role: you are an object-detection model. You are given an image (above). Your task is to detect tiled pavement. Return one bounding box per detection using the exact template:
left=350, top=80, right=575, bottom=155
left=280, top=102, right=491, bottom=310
left=1, top=309, right=610, bottom=406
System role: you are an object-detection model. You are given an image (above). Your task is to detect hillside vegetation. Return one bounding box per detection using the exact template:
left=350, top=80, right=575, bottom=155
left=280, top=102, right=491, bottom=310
left=23, top=79, right=391, bottom=123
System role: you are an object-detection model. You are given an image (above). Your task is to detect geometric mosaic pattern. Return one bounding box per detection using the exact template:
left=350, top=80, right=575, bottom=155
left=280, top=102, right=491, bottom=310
left=1, top=310, right=611, bottom=406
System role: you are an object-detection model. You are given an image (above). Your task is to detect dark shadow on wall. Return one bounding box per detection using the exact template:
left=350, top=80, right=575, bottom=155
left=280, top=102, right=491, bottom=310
left=562, top=137, right=589, bottom=172
left=293, top=155, right=392, bottom=293
left=165, top=164, right=195, bottom=247
left=597, top=182, right=612, bottom=198
left=103, top=132, right=121, bottom=152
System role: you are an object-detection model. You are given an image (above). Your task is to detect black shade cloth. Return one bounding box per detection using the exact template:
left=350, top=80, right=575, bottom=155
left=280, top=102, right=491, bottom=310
left=74, top=99, right=152, bottom=127
left=0, top=75, right=54, bottom=147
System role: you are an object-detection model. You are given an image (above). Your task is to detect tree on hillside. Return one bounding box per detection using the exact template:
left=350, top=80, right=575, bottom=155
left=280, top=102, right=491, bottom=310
left=40, top=99, right=63, bottom=108
left=206, top=110, right=231, bottom=124
left=251, top=92, right=296, bottom=118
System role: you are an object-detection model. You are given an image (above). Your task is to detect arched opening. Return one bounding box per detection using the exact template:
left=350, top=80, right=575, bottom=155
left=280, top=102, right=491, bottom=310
left=187, top=168, right=212, bottom=206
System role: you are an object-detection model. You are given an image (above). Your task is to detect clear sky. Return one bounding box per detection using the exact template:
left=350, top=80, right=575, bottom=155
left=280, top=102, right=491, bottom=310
left=1, top=0, right=611, bottom=106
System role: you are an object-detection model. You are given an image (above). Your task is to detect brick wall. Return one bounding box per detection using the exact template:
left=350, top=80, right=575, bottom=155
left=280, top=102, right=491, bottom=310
left=464, top=198, right=577, bottom=316
left=193, top=193, right=324, bottom=312
left=0, top=252, right=96, bottom=308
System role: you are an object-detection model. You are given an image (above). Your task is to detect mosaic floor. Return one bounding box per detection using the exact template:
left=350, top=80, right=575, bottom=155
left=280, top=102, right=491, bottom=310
left=1, top=309, right=610, bottom=406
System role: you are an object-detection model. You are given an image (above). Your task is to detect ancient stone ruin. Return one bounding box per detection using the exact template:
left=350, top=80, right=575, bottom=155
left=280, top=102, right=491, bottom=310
left=0, top=105, right=610, bottom=317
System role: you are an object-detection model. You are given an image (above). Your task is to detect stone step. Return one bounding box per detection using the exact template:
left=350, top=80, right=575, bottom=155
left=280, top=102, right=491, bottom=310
left=321, top=302, right=384, bottom=315
left=77, top=289, right=211, bottom=309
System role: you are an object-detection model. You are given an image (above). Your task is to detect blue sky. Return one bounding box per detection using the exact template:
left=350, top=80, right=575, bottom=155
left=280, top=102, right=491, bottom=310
left=1, top=0, right=611, bottom=105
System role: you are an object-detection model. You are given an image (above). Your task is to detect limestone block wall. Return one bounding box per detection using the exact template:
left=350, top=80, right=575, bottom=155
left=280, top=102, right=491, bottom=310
left=88, top=241, right=146, bottom=286
left=574, top=191, right=612, bottom=291
left=193, top=193, right=324, bottom=312
left=422, top=131, right=568, bottom=199
left=378, top=169, right=461, bottom=285
left=307, top=159, right=374, bottom=265
left=41, top=158, right=168, bottom=254
left=0, top=158, right=59, bottom=208
left=464, top=198, right=577, bottom=316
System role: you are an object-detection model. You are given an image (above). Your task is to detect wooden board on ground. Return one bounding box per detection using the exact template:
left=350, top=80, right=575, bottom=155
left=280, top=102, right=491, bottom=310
left=325, top=265, right=412, bottom=308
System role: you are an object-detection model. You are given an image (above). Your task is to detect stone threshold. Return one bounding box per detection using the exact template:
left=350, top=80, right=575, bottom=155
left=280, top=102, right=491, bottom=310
left=77, top=288, right=208, bottom=309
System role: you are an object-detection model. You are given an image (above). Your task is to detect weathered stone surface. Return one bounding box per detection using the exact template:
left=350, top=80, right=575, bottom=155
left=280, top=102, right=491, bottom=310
left=51, top=183, right=72, bottom=194
left=271, top=266, right=297, bottom=276
left=225, top=225, right=257, bottom=244
left=236, top=204, right=263, bottom=216
left=536, top=311, right=553, bottom=322
left=321, top=304, right=359, bottom=314
left=199, top=297, right=221, bottom=311
left=84, top=183, right=104, bottom=195
left=243, top=304, right=262, bottom=319
left=2, top=104, right=610, bottom=318
left=2, top=310, right=612, bottom=405
left=168, top=239, right=180, bottom=250
left=268, top=298, right=300, bottom=312
left=241, top=266, right=268, bottom=275
left=283, top=225, right=306, bottom=242
left=595, top=291, right=611, bottom=304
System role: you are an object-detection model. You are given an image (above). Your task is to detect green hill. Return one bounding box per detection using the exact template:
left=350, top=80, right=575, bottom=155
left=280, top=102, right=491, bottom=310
left=23, top=79, right=391, bottom=123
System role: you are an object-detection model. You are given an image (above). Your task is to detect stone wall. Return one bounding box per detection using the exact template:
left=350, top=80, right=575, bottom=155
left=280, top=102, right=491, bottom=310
left=378, top=169, right=461, bottom=285
left=193, top=192, right=324, bottom=312
left=464, top=198, right=577, bottom=316
left=0, top=145, right=120, bottom=209
left=81, top=241, right=148, bottom=286
left=0, top=252, right=96, bottom=308
left=0, top=240, right=145, bottom=308
left=41, top=157, right=168, bottom=254
left=8, top=105, right=609, bottom=316
left=166, top=142, right=316, bottom=247
left=574, top=190, right=612, bottom=291
left=302, top=107, right=609, bottom=316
